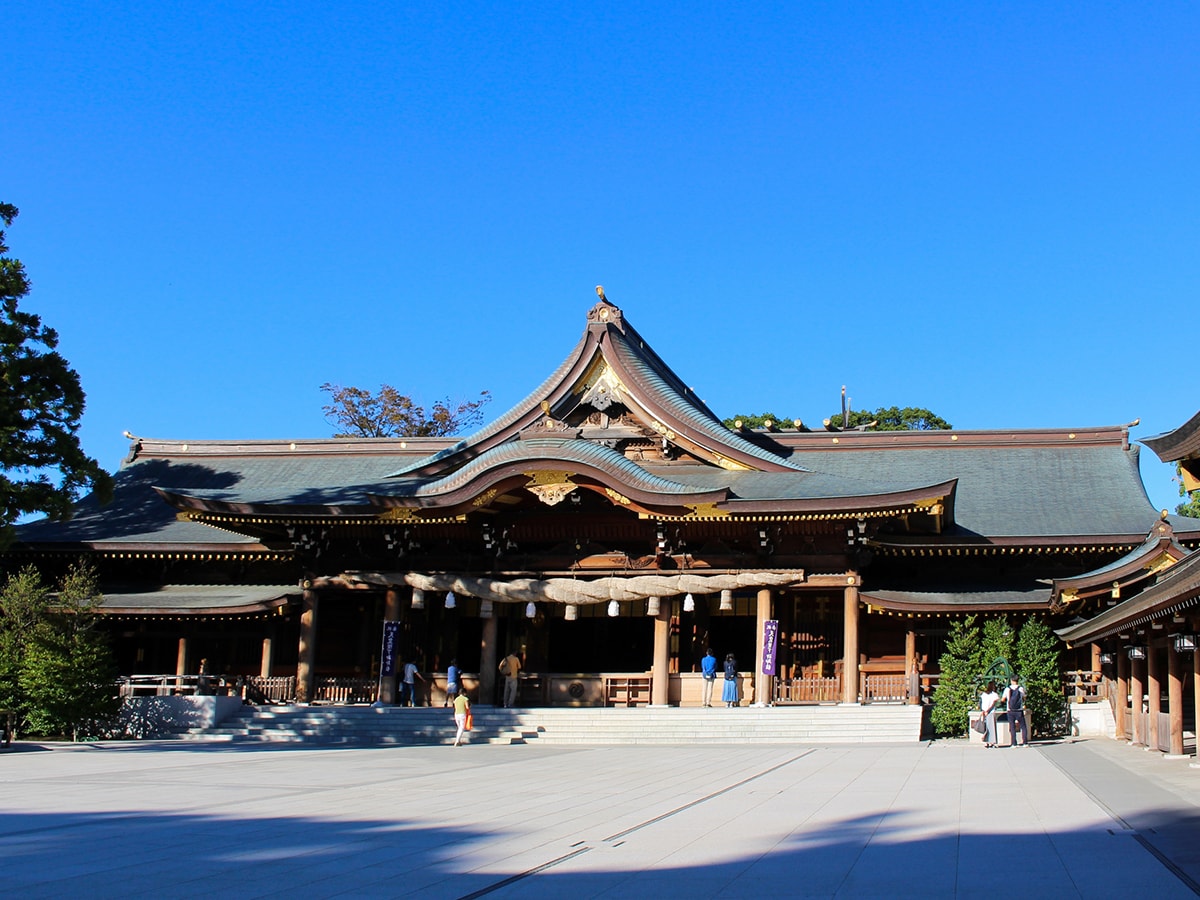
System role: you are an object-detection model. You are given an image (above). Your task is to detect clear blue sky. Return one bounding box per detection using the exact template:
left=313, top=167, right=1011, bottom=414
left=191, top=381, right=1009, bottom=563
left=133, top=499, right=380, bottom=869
left=6, top=3, right=1198, bottom=513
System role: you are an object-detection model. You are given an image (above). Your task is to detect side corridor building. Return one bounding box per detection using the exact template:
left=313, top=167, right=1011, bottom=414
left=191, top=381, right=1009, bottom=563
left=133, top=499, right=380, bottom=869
left=10, top=299, right=1200, bottom=711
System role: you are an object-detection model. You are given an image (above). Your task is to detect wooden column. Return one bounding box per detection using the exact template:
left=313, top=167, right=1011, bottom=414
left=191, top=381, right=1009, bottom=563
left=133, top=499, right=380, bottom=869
left=1147, top=643, right=1162, bottom=752
left=260, top=633, right=274, bottom=679
left=1091, top=643, right=1102, bottom=680
left=175, top=637, right=189, bottom=677
left=1194, top=642, right=1200, bottom=764
left=755, top=588, right=772, bottom=707
left=651, top=598, right=671, bottom=706
left=1168, top=640, right=1185, bottom=757
left=905, top=630, right=919, bottom=705
left=378, top=588, right=402, bottom=705
left=842, top=578, right=860, bottom=705
left=1114, top=648, right=1128, bottom=742
left=1130, top=652, right=1145, bottom=746
left=480, top=612, right=498, bottom=705
left=296, top=587, right=319, bottom=704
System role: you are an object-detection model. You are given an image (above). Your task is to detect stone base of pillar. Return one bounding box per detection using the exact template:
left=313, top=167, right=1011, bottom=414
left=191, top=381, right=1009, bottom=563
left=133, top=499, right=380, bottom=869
left=1164, top=753, right=1190, bottom=760
left=838, top=701, right=862, bottom=707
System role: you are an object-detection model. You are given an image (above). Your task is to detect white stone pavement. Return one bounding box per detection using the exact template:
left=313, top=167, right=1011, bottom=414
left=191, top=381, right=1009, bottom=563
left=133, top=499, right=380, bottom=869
left=2, top=737, right=1199, bottom=899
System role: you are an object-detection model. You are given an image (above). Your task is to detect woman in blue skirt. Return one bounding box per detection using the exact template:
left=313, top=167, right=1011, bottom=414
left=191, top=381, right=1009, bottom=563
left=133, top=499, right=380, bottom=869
left=722, top=653, right=739, bottom=707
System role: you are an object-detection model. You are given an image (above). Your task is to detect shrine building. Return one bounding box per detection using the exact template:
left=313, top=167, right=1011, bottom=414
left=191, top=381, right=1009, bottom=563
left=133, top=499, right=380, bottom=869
left=10, top=298, right=1200, bottom=712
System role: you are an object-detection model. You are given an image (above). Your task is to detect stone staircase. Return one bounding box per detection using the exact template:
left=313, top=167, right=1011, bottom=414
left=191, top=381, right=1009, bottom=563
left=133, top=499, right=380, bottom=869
left=182, top=703, right=926, bottom=746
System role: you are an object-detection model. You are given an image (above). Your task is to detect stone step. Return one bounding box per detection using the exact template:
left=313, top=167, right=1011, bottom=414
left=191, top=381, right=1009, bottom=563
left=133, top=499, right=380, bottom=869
left=183, top=704, right=925, bottom=745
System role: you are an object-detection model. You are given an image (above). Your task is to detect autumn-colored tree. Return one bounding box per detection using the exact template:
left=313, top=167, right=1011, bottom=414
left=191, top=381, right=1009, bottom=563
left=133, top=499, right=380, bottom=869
left=320, top=383, right=492, bottom=438
left=1, top=203, right=112, bottom=547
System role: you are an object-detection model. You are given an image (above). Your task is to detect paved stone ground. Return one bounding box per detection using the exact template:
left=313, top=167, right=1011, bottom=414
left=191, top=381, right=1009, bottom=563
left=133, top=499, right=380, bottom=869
left=2, top=736, right=1199, bottom=899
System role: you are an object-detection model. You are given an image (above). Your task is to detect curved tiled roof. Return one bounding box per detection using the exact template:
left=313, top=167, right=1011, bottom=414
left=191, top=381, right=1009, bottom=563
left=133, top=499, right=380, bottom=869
left=375, top=438, right=722, bottom=501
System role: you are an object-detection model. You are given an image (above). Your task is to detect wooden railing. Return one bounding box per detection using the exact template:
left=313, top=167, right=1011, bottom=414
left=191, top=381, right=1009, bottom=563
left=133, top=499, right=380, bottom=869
left=244, top=676, right=296, bottom=704
left=862, top=674, right=908, bottom=704
left=312, top=677, right=376, bottom=704
left=773, top=676, right=842, bottom=704
left=118, top=674, right=231, bottom=697
left=1063, top=670, right=1106, bottom=703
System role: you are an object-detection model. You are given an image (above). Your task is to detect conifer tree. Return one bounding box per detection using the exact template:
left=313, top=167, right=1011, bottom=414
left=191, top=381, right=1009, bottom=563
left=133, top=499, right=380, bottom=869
left=1, top=203, right=111, bottom=546
left=930, top=615, right=983, bottom=736
left=1016, top=617, right=1066, bottom=737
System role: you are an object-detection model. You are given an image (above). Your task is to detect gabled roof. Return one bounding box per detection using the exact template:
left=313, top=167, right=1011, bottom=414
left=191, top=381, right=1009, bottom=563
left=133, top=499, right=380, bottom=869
left=390, top=300, right=806, bottom=478
left=1048, top=519, right=1192, bottom=609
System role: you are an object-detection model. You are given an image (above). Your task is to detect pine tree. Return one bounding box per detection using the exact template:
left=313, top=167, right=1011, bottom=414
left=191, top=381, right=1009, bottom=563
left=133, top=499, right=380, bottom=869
left=1, top=203, right=112, bottom=546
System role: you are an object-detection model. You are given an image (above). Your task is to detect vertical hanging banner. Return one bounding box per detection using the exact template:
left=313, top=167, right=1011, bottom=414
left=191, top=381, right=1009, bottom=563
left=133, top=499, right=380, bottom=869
left=762, top=619, right=779, bottom=675
left=380, top=620, right=401, bottom=677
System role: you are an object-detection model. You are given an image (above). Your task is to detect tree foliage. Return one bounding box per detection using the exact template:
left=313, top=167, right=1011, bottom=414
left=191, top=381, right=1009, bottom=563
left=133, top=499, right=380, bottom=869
left=1015, top=617, right=1067, bottom=737
left=320, top=383, right=492, bottom=438
left=1, top=203, right=112, bottom=547
left=0, top=562, right=118, bottom=740
left=828, top=406, right=952, bottom=431
left=1175, top=463, right=1200, bottom=517
left=721, top=412, right=797, bottom=430
left=930, top=614, right=1065, bottom=738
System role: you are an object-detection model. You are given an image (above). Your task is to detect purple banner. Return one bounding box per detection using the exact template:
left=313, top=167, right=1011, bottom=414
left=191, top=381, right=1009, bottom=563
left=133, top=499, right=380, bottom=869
left=762, top=619, right=779, bottom=676
left=380, top=620, right=401, bottom=677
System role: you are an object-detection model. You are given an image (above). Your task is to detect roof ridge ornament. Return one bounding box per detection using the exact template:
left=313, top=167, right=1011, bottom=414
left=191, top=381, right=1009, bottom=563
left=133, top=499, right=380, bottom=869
left=588, top=292, right=623, bottom=331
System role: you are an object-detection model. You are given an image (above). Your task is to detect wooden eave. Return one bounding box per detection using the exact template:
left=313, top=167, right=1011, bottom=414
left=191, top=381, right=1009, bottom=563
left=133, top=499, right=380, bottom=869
left=770, top=424, right=1134, bottom=452
left=1057, top=552, right=1200, bottom=645
left=127, top=435, right=451, bottom=461
left=1141, top=410, right=1200, bottom=463
left=9, top=540, right=285, bottom=561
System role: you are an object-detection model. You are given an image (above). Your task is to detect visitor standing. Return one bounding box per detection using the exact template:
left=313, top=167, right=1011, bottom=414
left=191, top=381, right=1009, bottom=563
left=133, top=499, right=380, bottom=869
left=446, top=659, right=460, bottom=707
left=701, top=648, right=718, bottom=707
left=979, top=680, right=1000, bottom=747
left=401, top=659, right=425, bottom=707
left=1002, top=675, right=1028, bottom=747
left=722, top=653, right=739, bottom=707
left=452, top=689, right=471, bottom=747
left=499, top=651, right=522, bottom=708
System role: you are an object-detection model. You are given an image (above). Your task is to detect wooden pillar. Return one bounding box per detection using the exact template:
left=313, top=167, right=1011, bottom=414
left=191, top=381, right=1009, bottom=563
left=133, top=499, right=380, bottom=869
left=1090, top=643, right=1102, bottom=678
left=1194, top=643, right=1200, bottom=764
left=1168, top=640, right=1184, bottom=757
left=1147, top=643, right=1162, bottom=752
left=755, top=588, right=772, bottom=707
left=1114, top=647, right=1128, bottom=742
left=480, top=612, right=498, bottom=705
left=1130, top=652, right=1145, bottom=746
left=842, top=578, right=860, bottom=705
left=296, top=587, right=319, bottom=704
left=175, top=637, right=189, bottom=676
left=651, top=598, right=671, bottom=706
left=260, top=634, right=274, bottom=679
left=905, top=630, right=919, bottom=705
left=378, top=588, right=402, bottom=705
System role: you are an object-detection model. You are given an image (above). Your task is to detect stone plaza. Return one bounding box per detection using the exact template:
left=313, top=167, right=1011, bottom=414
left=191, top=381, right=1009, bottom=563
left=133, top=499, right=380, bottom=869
left=3, top=736, right=1200, bottom=898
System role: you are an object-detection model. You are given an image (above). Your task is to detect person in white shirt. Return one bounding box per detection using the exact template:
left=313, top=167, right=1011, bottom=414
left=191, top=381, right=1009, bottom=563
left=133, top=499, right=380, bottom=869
left=979, top=681, right=1000, bottom=747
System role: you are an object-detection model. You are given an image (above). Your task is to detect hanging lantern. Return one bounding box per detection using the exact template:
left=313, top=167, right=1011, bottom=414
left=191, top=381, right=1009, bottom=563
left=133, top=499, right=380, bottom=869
left=565, top=604, right=578, bottom=621
left=720, top=589, right=733, bottom=611
left=525, top=601, right=537, bottom=618
left=411, top=588, right=425, bottom=610
left=646, top=596, right=661, bottom=616
left=607, top=600, right=620, bottom=617
left=480, top=599, right=493, bottom=619
left=444, top=591, right=456, bottom=609
left=683, top=593, right=695, bottom=612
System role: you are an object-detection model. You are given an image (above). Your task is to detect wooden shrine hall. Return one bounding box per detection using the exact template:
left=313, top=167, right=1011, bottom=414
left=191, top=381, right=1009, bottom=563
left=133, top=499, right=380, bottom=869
left=10, top=298, right=1200, bottom=709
